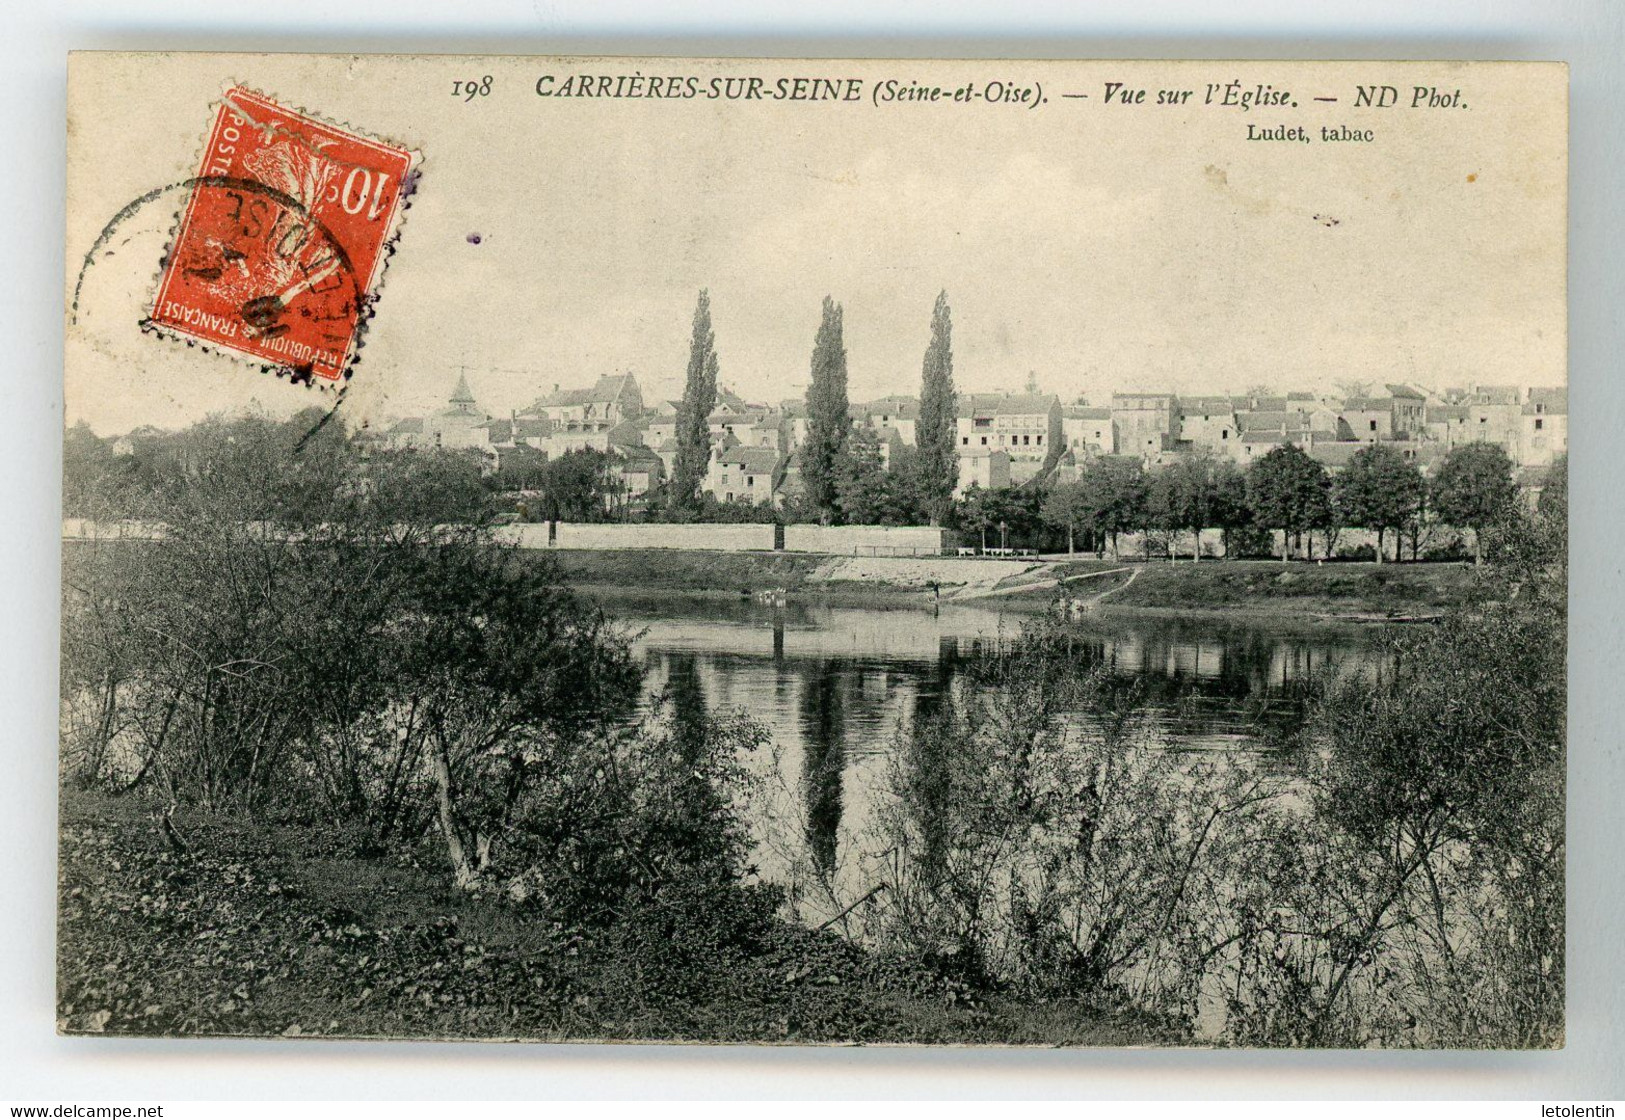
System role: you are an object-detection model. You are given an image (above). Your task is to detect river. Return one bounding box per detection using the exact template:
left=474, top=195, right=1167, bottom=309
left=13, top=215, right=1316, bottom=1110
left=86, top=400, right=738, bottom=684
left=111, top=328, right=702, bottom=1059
left=598, top=592, right=1396, bottom=917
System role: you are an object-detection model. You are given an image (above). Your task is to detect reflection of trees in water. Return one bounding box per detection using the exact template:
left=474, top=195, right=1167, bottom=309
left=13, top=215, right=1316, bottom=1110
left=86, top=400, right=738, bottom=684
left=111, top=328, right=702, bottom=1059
left=799, top=659, right=846, bottom=876
left=663, top=651, right=709, bottom=761
left=901, top=658, right=959, bottom=880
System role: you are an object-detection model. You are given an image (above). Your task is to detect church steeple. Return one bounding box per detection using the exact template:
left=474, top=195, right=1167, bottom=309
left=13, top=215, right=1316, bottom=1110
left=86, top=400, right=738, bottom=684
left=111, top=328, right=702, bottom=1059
left=450, top=371, right=476, bottom=410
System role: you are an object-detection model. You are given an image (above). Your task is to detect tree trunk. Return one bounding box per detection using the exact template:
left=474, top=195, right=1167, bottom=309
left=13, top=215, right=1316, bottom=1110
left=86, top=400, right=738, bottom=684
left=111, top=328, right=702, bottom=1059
left=1375, top=527, right=1384, bottom=564
left=1474, top=528, right=1483, bottom=566
left=1281, top=529, right=1289, bottom=563
left=430, top=737, right=481, bottom=890
left=1193, top=526, right=1202, bottom=563
left=1067, top=524, right=1075, bottom=555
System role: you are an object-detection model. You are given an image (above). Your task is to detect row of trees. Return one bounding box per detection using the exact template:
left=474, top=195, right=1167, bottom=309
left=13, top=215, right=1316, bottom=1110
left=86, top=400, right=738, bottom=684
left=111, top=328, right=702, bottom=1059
left=645, top=286, right=1539, bottom=556
left=66, top=410, right=1543, bottom=566
left=662, top=289, right=961, bottom=525
left=1036, top=440, right=1530, bottom=564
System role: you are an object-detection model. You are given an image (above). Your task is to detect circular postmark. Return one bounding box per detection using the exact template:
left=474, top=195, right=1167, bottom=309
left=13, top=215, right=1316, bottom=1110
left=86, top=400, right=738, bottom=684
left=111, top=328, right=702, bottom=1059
left=74, top=176, right=366, bottom=388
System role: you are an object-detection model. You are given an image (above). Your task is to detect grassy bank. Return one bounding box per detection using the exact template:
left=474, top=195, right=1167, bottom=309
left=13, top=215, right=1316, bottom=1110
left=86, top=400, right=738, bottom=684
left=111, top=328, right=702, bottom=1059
left=57, top=787, right=1176, bottom=1045
left=64, top=540, right=1476, bottom=620
left=546, top=548, right=827, bottom=596
left=1054, top=557, right=1476, bottom=618
left=544, top=547, right=1480, bottom=619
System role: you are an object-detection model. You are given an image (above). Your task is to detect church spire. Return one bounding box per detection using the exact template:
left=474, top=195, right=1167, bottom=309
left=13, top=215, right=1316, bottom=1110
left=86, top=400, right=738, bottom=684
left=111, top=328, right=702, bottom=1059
left=450, top=371, right=476, bottom=409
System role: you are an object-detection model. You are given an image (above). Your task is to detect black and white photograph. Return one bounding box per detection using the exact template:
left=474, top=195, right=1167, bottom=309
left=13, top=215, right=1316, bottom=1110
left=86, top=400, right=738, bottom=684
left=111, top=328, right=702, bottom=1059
left=56, top=53, right=1569, bottom=1051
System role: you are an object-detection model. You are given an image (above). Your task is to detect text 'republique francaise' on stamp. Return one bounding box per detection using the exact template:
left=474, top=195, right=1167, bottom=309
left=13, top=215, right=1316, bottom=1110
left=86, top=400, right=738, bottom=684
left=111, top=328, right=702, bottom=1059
left=145, top=87, right=418, bottom=386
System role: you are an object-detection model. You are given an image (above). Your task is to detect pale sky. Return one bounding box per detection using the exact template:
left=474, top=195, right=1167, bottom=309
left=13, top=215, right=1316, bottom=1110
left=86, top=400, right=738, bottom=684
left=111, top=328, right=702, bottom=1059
left=65, top=56, right=1566, bottom=435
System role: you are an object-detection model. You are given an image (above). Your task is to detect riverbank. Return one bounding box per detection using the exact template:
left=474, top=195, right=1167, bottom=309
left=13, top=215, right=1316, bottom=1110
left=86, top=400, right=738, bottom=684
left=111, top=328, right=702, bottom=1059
left=57, top=787, right=1175, bottom=1044
left=545, top=548, right=1040, bottom=608
left=547, top=548, right=1479, bottom=620
left=61, top=538, right=1478, bottom=621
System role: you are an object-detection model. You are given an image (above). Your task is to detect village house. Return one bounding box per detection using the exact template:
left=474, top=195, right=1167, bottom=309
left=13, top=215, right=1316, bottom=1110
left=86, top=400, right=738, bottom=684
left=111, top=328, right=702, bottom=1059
left=955, top=393, right=1006, bottom=452
left=1335, top=398, right=1396, bottom=442
left=955, top=445, right=1012, bottom=496
left=1061, top=404, right=1116, bottom=458
left=614, top=444, right=666, bottom=500
left=1385, top=384, right=1429, bottom=437
left=778, top=399, right=810, bottom=453
left=706, top=445, right=782, bottom=505
left=1466, top=395, right=1524, bottom=461
left=1174, top=397, right=1237, bottom=450
left=1110, top=392, right=1177, bottom=462
left=994, top=393, right=1063, bottom=483
left=1519, top=387, right=1567, bottom=467
left=858, top=396, right=921, bottom=445
left=1423, top=404, right=1472, bottom=449
left=525, top=371, right=645, bottom=427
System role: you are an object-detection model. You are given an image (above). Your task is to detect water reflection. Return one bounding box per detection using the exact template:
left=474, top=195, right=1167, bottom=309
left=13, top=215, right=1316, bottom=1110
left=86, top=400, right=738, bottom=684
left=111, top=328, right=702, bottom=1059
left=624, top=597, right=1384, bottom=752
left=618, top=594, right=1392, bottom=904
left=799, top=660, right=845, bottom=877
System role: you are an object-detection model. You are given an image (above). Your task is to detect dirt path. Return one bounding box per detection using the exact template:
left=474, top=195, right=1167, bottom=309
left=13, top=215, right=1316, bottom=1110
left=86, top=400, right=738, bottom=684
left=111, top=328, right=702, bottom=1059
left=1082, top=565, right=1138, bottom=603
left=956, top=564, right=1137, bottom=603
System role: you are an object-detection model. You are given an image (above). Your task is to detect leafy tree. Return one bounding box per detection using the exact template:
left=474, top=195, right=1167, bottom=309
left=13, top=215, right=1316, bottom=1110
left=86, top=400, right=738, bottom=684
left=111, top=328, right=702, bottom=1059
left=915, top=291, right=958, bottom=525
left=535, top=448, right=621, bottom=523
left=1075, top=456, right=1147, bottom=559
left=1246, top=445, right=1331, bottom=562
left=1431, top=442, right=1518, bottom=565
left=1153, top=451, right=1224, bottom=562
left=887, top=444, right=930, bottom=525
left=1538, top=453, right=1567, bottom=526
left=988, top=486, right=1045, bottom=551
left=1333, top=444, right=1426, bottom=563
left=63, top=422, right=117, bottom=519
left=395, top=543, right=642, bottom=888
left=955, top=483, right=998, bottom=552
left=834, top=429, right=920, bottom=526
left=802, top=296, right=851, bottom=522
left=1230, top=508, right=1566, bottom=1045
left=1210, top=459, right=1254, bottom=558
left=955, top=485, right=1044, bottom=551
left=488, top=444, right=549, bottom=498
left=1142, top=468, right=1182, bottom=561
left=1040, top=481, right=1090, bottom=555
left=834, top=428, right=890, bottom=525
left=669, top=290, right=719, bottom=512
left=366, top=448, right=491, bottom=526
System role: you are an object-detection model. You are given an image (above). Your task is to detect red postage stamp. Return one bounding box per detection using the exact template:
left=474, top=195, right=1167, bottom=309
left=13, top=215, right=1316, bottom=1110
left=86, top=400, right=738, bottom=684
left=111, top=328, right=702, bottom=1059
left=147, top=87, right=417, bottom=383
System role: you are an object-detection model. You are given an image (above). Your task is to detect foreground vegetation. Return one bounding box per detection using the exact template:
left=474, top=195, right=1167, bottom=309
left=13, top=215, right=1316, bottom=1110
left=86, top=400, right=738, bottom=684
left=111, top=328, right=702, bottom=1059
left=59, top=410, right=1565, bottom=1046
left=58, top=787, right=1173, bottom=1043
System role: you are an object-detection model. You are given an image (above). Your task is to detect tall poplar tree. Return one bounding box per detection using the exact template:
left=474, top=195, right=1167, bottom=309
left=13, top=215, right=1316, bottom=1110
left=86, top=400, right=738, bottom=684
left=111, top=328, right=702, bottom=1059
left=669, top=290, right=718, bottom=511
left=803, top=296, right=850, bottom=521
left=916, top=291, right=958, bottom=525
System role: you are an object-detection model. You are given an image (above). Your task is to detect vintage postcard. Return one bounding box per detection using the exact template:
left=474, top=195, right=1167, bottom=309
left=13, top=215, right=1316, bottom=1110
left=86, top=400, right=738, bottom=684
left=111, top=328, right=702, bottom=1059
left=61, top=54, right=1567, bottom=1047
